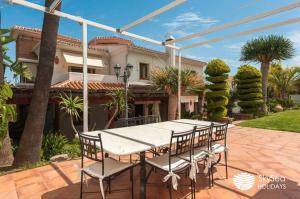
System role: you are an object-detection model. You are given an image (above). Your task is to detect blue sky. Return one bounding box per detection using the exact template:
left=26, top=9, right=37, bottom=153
left=1, top=0, right=300, bottom=80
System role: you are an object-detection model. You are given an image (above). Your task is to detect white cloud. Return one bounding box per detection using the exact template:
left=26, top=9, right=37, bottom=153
left=163, top=12, right=218, bottom=33
left=226, top=42, right=245, bottom=50
left=288, top=32, right=300, bottom=50
left=286, top=32, right=300, bottom=66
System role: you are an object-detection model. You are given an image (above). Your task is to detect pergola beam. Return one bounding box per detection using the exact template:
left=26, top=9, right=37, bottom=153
left=180, top=16, right=300, bottom=50
left=9, top=0, right=179, bottom=49
left=119, top=0, right=186, bottom=32
left=49, top=0, right=61, bottom=13
left=167, top=1, right=300, bottom=44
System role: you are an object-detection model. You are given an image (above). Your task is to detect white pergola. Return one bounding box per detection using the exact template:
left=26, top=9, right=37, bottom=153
left=8, top=0, right=300, bottom=132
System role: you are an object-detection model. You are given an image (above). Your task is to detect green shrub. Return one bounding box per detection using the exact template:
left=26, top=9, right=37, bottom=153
left=206, top=89, right=230, bottom=98
left=206, top=75, right=228, bottom=83
left=237, top=82, right=262, bottom=89
left=207, top=96, right=229, bottom=109
left=205, top=59, right=230, bottom=121
left=42, top=133, right=67, bottom=161
left=237, top=88, right=262, bottom=94
left=206, top=82, right=228, bottom=90
left=181, top=110, right=201, bottom=120
left=236, top=78, right=261, bottom=84
left=62, top=142, right=81, bottom=159
left=238, top=93, right=263, bottom=100
left=235, top=65, right=261, bottom=79
left=211, top=106, right=228, bottom=120
left=241, top=107, right=260, bottom=114
left=205, top=59, right=231, bottom=76
left=238, top=99, right=264, bottom=107
left=278, top=98, right=297, bottom=109
left=235, top=65, right=263, bottom=115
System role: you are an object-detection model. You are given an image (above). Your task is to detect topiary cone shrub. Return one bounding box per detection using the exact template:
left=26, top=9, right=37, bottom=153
left=235, top=65, right=263, bottom=115
left=205, top=59, right=231, bottom=121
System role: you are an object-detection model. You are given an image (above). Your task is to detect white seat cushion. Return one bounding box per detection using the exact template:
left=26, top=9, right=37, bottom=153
left=82, top=157, right=133, bottom=178
left=146, top=153, right=190, bottom=172
left=181, top=146, right=207, bottom=161
left=212, top=143, right=226, bottom=153
left=193, top=148, right=208, bottom=160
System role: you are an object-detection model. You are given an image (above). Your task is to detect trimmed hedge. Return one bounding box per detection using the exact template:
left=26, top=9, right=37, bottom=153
left=211, top=106, right=228, bottom=121
left=237, top=88, right=262, bottom=94
left=238, top=99, right=264, bottom=107
left=205, top=59, right=230, bottom=121
left=238, top=93, right=263, bottom=100
left=235, top=65, right=261, bottom=79
left=206, top=75, right=228, bottom=83
left=206, top=89, right=230, bottom=98
left=236, top=78, right=261, bottom=84
left=207, top=96, right=228, bottom=109
left=236, top=82, right=262, bottom=89
left=235, top=65, right=263, bottom=115
left=206, top=82, right=228, bottom=90
left=205, top=59, right=231, bottom=76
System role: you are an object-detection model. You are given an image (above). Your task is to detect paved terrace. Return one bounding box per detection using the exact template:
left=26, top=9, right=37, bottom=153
left=1, top=126, right=300, bottom=199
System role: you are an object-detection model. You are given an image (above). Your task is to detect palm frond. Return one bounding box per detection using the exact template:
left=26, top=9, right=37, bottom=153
left=241, top=35, right=295, bottom=63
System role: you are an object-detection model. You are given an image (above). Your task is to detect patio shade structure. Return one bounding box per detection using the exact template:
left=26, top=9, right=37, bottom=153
left=8, top=0, right=300, bottom=132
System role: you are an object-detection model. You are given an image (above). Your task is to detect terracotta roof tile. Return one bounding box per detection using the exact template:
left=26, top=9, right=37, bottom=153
left=52, top=80, right=124, bottom=90
left=13, top=25, right=82, bottom=44
left=89, top=36, right=133, bottom=46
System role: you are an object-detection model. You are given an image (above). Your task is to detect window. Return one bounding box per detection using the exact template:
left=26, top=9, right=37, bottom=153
left=68, top=66, right=96, bottom=74
left=139, top=63, right=149, bottom=80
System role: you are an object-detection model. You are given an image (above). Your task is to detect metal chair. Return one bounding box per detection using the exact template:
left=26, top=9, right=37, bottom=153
left=78, top=133, right=134, bottom=199
left=210, top=122, right=229, bottom=186
left=145, top=126, right=197, bottom=199
left=191, top=125, right=213, bottom=188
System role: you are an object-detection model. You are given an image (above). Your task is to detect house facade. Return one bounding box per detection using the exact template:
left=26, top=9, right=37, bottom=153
left=10, top=26, right=206, bottom=140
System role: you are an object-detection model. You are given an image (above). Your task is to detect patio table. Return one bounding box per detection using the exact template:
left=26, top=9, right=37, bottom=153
left=84, top=119, right=234, bottom=199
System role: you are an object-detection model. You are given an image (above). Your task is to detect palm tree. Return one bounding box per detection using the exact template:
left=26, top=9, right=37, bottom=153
left=0, top=29, right=32, bottom=167
left=240, top=35, right=294, bottom=113
left=14, top=0, right=62, bottom=166
left=269, top=64, right=300, bottom=100
left=58, top=93, right=83, bottom=135
left=151, top=67, right=203, bottom=120
left=104, top=89, right=127, bottom=129
left=0, top=83, right=16, bottom=166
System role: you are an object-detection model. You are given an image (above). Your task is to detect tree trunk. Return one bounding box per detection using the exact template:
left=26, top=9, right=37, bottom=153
left=168, top=94, right=178, bottom=120
left=0, top=43, right=3, bottom=84
left=70, top=116, right=79, bottom=135
left=197, top=92, right=204, bottom=117
left=14, top=0, right=61, bottom=166
left=104, top=107, right=118, bottom=129
left=0, top=35, right=14, bottom=167
left=0, top=133, right=14, bottom=166
left=261, top=62, right=270, bottom=114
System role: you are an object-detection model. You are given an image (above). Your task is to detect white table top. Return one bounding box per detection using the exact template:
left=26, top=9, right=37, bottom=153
left=84, top=119, right=234, bottom=156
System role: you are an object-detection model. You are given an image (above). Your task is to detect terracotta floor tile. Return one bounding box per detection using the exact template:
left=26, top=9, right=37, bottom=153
left=1, top=126, right=300, bottom=199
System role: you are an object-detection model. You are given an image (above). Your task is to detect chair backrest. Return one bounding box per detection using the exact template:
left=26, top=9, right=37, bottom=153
left=193, top=125, right=212, bottom=151
left=212, top=122, right=229, bottom=144
left=168, top=126, right=196, bottom=171
left=78, top=133, right=104, bottom=175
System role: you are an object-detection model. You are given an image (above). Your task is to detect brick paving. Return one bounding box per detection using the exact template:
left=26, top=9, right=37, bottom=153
left=1, top=126, right=300, bottom=199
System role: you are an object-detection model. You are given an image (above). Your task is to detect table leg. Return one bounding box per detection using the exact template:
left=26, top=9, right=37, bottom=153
left=140, top=151, right=146, bottom=199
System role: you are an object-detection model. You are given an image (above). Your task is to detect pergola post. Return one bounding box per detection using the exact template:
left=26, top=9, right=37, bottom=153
left=177, top=51, right=181, bottom=119
left=82, top=22, right=88, bottom=132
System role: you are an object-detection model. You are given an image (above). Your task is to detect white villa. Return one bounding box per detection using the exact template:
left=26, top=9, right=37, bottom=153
left=10, top=26, right=206, bottom=139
